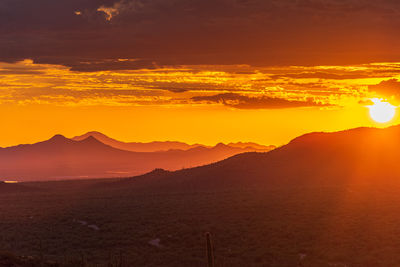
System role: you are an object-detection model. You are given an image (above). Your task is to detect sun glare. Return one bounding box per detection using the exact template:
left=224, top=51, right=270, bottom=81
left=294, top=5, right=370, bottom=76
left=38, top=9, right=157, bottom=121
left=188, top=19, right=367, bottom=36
left=368, top=98, right=396, bottom=123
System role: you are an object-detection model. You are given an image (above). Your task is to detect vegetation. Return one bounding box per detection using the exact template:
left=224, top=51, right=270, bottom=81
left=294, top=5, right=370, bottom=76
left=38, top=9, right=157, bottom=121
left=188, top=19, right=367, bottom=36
left=206, top=233, right=214, bottom=267
left=2, top=178, right=400, bottom=266
left=0, top=250, right=130, bottom=267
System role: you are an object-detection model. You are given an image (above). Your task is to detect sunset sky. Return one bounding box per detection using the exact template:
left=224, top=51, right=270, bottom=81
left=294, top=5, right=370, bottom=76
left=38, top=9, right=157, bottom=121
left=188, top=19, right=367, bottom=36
left=1, top=0, right=400, bottom=147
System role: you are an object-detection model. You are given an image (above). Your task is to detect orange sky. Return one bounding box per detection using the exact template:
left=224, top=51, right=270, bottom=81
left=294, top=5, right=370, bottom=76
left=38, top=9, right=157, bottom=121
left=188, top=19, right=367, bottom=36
left=1, top=60, right=400, bottom=147
left=2, top=1, right=400, bottom=147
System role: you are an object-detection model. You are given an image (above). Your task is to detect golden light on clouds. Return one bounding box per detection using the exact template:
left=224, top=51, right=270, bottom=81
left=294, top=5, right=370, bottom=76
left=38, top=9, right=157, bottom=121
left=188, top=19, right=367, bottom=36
left=1, top=59, right=400, bottom=147
left=97, top=6, right=119, bottom=21
left=2, top=60, right=400, bottom=107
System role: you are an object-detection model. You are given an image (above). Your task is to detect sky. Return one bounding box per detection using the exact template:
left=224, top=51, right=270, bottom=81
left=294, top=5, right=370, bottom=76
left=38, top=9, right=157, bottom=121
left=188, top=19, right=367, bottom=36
left=1, top=0, right=400, bottom=147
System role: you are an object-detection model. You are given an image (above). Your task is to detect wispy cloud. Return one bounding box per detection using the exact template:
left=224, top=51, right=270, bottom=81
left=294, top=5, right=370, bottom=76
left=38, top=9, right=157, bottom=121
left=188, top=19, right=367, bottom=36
left=368, top=79, right=400, bottom=98
left=191, top=93, right=328, bottom=109
left=97, top=6, right=119, bottom=21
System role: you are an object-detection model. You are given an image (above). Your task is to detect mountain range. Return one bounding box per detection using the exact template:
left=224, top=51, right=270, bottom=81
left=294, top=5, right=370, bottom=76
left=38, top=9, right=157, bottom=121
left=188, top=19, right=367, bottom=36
left=115, top=125, right=400, bottom=191
left=72, top=131, right=275, bottom=152
left=4, top=125, right=398, bottom=185
left=71, top=131, right=203, bottom=152
left=0, top=132, right=274, bottom=181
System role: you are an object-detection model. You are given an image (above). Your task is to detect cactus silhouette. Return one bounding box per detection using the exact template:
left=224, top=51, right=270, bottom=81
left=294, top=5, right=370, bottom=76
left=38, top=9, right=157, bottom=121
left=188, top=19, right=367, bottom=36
left=205, top=232, right=214, bottom=267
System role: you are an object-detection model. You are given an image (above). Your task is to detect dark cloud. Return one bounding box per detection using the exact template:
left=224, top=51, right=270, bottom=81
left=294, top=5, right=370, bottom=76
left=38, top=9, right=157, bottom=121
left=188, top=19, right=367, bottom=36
left=192, top=93, right=328, bottom=109
left=369, top=79, right=400, bottom=97
left=66, top=59, right=159, bottom=72
left=1, top=0, right=400, bottom=71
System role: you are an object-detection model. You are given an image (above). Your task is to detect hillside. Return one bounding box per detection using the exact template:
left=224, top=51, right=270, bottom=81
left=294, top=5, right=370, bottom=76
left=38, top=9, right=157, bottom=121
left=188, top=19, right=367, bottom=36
left=118, top=125, right=400, bottom=190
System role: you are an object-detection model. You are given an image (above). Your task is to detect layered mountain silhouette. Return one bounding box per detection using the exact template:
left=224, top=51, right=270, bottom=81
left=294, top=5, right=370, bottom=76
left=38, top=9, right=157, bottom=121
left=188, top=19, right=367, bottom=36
left=117, top=125, right=400, bottom=190
left=72, top=131, right=274, bottom=152
left=0, top=133, right=274, bottom=181
left=6, top=125, right=398, bottom=184
left=72, top=131, right=202, bottom=152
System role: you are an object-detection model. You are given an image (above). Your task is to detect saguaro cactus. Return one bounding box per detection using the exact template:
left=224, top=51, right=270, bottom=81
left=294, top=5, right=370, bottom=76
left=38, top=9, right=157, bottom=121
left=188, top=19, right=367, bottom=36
left=205, top=232, right=214, bottom=267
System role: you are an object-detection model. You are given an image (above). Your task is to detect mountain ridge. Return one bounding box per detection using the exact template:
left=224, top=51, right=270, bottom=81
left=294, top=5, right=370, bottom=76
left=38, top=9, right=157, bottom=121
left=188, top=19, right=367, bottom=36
left=116, top=124, right=400, bottom=190
left=0, top=134, right=274, bottom=181
left=71, top=131, right=205, bottom=152
left=71, top=131, right=275, bottom=152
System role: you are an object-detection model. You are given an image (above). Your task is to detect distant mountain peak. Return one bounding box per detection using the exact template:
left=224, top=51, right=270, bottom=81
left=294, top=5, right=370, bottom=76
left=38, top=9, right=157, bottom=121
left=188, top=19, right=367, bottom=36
left=86, top=131, right=103, bottom=134
left=85, top=131, right=108, bottom=137
left=77, top=135, right=112, bottom=147
left=80, top=135, right=100, bottom=142
left=50, top=134, right=66, bottom=139
left=48, top=134, right=69, bottom=142
left=72, top=131, right=109, bottom=140
left=215, top=142, right=225, bottom=146
left=214, top=143, right=230, bottom=149
left=227, top=141, right=275, bottom=150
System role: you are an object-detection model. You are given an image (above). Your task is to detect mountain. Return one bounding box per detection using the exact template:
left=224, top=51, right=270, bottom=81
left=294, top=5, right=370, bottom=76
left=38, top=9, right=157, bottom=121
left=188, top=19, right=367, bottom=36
left=227, top=141, right=275, bottom=150
left=71, top=131, right=204, bottom=152
left=117, top=125, right=400, bottom=190
left=71, top=131, right=274, bottom=152
left=0, top=135, right=274, bottom=181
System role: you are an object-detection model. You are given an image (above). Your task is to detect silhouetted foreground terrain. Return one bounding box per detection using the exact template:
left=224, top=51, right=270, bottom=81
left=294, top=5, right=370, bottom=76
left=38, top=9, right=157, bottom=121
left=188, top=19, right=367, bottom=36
left=3, top=126, right=400, bottom=266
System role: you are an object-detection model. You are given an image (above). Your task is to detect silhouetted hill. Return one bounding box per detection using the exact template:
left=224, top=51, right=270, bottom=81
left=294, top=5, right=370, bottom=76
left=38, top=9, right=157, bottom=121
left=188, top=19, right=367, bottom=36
left=71, top=131, right=274, bottom=152
left=72, top=131, right=204, bottom=152
left=118, top=125, right=400, bottom=190
left=0, top=135, right=274, bottom=181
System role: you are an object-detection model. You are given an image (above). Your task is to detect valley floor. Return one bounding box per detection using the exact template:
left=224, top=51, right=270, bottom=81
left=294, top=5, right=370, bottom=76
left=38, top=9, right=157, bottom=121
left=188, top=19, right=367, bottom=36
left=1, top=179, right=400, bottom=266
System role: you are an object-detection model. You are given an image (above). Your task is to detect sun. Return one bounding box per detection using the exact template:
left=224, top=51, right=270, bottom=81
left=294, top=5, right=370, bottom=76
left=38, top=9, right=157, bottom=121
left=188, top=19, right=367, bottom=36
left=368, top=98, right=396, bottom=123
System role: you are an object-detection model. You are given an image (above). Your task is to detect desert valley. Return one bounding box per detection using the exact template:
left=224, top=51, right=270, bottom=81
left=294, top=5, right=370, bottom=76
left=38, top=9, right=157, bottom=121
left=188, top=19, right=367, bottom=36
left=3, top=126, right=400, bottom=266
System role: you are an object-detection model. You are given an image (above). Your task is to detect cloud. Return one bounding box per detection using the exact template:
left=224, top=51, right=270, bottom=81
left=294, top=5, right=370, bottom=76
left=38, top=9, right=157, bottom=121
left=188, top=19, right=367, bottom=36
left=358, top=99, right=374, bottom=105
left=191, top=93, right=328, bottom=109
left=1, top=0, right=400, bottom=71
left=0, top=70, right=45, bottom=75
left=67, top=59, right=159, bottom=72
left=97, top=6, right=119, bottom=21
left=0, top=60, right=396, bottom=108
left=270, top=72, right=382, bottom=80
left=0, top=87, right=165, bottom=106
left=369, top=79, right=400, bottom=97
